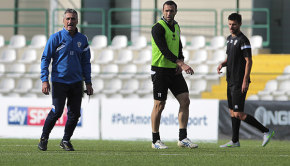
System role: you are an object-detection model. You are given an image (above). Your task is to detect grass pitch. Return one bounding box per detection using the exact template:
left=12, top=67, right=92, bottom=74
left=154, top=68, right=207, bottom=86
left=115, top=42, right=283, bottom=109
left=0, top=139, right=289, bottom=166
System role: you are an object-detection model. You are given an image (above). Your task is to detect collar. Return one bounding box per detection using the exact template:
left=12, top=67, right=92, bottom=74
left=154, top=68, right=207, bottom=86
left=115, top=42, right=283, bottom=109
left=161, top=17, right=177, bottom=26
left=62, top=27, right=78, bottom=36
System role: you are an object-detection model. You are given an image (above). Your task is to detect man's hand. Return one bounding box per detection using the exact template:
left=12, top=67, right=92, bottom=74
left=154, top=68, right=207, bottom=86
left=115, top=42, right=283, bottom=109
left=85, top=84, right=94, bottom=95
left=42, top=81, right=50, bottom=95
left=217, top=64, right=223, bottom=74
left=176, top=60, right=194, bottom=75
left=242, top=80, right=249, bottom=93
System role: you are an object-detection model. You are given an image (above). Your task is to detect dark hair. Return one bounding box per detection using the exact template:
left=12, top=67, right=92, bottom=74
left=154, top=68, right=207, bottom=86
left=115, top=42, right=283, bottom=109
left=228, top=13, right=242, bottom=24
left=163, top=1, right=177, bottom=10
left=63, top=8, right=78, bottom=19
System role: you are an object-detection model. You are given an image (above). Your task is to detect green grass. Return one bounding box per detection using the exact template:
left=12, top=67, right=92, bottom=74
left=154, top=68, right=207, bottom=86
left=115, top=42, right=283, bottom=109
left=0, top=139, right=289, bottom=166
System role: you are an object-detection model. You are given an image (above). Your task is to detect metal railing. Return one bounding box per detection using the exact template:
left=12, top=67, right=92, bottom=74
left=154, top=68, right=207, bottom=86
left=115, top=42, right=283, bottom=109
left=52, top=8, right=105, bottom=35
left=0, top=8, right=48, bottom=44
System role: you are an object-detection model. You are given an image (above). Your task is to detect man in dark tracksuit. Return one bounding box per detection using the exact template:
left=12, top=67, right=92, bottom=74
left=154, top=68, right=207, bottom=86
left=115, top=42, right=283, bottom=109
left=38, top=8, right=93, bottom=151
left=218, top=13, right=274, bottom=148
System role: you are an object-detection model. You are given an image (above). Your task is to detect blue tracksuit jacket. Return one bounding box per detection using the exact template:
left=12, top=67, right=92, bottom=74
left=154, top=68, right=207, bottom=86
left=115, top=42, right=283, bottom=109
left=41, top=28, right=91, bottom=84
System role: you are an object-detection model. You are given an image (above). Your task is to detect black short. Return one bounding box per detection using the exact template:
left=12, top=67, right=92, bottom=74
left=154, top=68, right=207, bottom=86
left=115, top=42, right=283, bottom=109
left=227, top=84, right=247, bottom=112
left=151, top=68, right=188, bottom=101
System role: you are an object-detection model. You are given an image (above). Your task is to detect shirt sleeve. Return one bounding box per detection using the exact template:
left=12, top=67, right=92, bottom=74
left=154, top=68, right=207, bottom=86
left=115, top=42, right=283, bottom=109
left=40, top=35, right=55, bottom=82
left=151, top=23, right=179, bottom=63
left=241, top=37, right=252, bottom=58
left=81, top=37, right=92, bottom=84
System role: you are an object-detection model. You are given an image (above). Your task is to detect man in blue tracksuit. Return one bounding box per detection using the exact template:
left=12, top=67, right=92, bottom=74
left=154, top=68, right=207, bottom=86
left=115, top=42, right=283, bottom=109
left=38, top=8, right=94, bottom=151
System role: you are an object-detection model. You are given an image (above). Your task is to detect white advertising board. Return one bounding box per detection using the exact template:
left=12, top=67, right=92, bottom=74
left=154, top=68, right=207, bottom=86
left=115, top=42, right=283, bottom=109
left=0, top=97, right=100, bottom=139
left=101, top=99, right=219, bottom=142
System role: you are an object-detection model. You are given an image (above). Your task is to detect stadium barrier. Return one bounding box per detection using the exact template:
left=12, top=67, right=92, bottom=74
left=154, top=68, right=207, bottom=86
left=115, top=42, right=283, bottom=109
left=219, top=100, right=290, bottom=140
left=0, top=97, right=218, bottom=142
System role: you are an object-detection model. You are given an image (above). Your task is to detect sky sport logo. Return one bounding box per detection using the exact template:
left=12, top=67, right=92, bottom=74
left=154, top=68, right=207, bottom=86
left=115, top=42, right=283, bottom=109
left=254, top=106, right=290, bottom=126
left=7, top=106, right=82, bottom=126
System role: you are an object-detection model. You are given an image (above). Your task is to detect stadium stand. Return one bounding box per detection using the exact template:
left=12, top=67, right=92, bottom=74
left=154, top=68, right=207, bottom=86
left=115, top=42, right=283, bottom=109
left=0, top=31, right=288, bottom=101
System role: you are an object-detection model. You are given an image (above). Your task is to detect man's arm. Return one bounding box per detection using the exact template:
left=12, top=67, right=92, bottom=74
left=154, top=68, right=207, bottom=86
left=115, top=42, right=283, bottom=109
left=242, top=56, right=252, bottom=93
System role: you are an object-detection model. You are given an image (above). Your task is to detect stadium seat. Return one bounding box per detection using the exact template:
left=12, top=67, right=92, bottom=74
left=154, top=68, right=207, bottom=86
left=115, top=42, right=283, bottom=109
left=94, top=49, right=114, bottom=64
left=180, top=35, right=187, bottom=48
left=276, top=65, right=290, bottom=81
left=136, top=79, right=152, bottom=95
left=0, top=78, right=15, bottom=93
left=24, top=64, right=41, bottom=78
left=0, top=64, right=5, bottom=77
left=109, top=35, right=128, bottom=49
left=118, top=64, right=137, bottom=79
left=124, top=93, right=140, bottom=99
left=204, top=64, right=225, bottom=80
left=0, top=49, right=17, bottom=63
left=206, top=36, right=225, bottom=50
left=128, top=35, right=147, bottom=50
left=272, top=80, right=290, bottom=96
left=13, top=78, right=33, bottom=94
left=90, top=48, right=95, bottom=62
left=183, top=49, right=190, bottom=63
left=250, top=35, right=263, bottom=55
left=119, top=79, right=139, bottom=94
left=91, top=78, right=104, bottom=93
left=90, top=35, right=107, bottom=49
left=250, top=35, right=263, bottom=49
left=103, top=78, right=122, bottom=94
left=188, top=49, right=207, bottom=65
left=91, top=64, right=101, bottom=78
left=192, top=64, right=209, bottom=79
left=6, top=63, right=26, bottom=78
left=0, top=35, right=4, bottom=48
left=189, top=79, right=207, bottom=96
left=30, top=79, right=42, bottom=94
left=114, top=49, right=133, bottom=64
left=187, top=36, right=206, bottom=50
left=99, top=64, right=119, bottom=79
left=8, top=35, right=26, bottom=49
left=29, top=34, right=47, bottom=49
left=133, top=49, right=151, bottom=64
left=247, top=94, right=259, bottom=100
left=259, top=94, right=274, bottom=101
left=135, top=64, right=151, bottom=79
left=18, top=49, right=38, bottom=64
left=257, top=80, right=278, bottom=96
left=274, top=95, right=288, bottom=101
left=206, top=49, right=226, bottom=65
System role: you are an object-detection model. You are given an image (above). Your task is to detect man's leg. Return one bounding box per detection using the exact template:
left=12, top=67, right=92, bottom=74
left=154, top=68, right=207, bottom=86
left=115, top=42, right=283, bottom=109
left=63, top=82, right=82, bottom=141
left=41, top=82, right=67, bottom=139
left=175, top=92, right=198, bottom=148
left=175, top=92, right=190, bottom=139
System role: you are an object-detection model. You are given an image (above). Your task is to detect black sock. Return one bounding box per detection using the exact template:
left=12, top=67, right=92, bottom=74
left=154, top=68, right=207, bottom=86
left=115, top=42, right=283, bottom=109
left=244, top=115, right=269, bottom=133
left=179, top=128, right=187, bottom=141
left=152, top=132, right=160, bottom=144
left=231, top=117, right=240, bottom=143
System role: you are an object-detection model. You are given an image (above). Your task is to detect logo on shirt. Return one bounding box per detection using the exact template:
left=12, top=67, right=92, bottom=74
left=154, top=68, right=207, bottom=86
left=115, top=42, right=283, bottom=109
left=234, top=40, right=238, bottom=45
left=77, top=42, right=82, bottom=48
left=234, top=105, right=239, bottom=109
left=172, top=34, right=176, bottom=41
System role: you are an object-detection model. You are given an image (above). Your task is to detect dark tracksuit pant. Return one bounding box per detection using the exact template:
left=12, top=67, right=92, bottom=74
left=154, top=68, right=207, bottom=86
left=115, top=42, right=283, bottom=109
left=41, top=81, right=83, bottom=141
